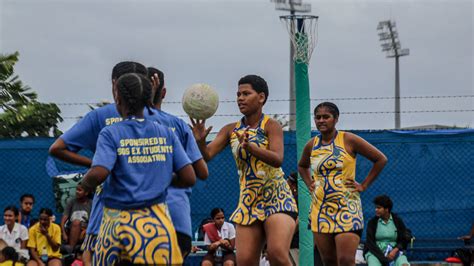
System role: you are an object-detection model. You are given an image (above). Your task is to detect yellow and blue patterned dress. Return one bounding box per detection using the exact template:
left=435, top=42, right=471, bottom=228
left=229, top=114, right=297, bottom=225
left=94, top=203, right=182, bottom=265
left=309, top=131, right=364, bottom=233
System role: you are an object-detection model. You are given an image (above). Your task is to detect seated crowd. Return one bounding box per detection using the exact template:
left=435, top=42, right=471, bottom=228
left=2, top=186, right=471, bottom=266
left=0, top=186, right=91, bottom=266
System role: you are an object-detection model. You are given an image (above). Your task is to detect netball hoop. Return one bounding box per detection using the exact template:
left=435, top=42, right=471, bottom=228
left=280, top=15, right=318, bottom=64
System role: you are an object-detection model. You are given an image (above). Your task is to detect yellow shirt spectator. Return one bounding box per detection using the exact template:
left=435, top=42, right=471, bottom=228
left=0, top=261, right=25, bottom=266
left=27, top=222, right=61, bottom=258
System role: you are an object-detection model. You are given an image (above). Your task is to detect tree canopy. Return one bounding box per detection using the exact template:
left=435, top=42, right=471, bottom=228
left=0, top=52, right=62, bottom=137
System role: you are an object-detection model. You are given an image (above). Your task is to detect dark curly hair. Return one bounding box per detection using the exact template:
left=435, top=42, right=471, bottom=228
left=238, top=74, right=269, bottom=105
left=373, top=195, right=393, bottom=212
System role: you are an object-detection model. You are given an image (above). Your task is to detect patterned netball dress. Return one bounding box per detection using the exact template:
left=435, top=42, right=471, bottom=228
left=95, top=203, right=182, bottom=265
left=229, top=114, right=297, bottom=225
left=309, top=131, right=364, bottom=233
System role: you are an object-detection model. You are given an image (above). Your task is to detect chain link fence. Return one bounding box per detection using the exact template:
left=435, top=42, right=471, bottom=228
left=1, top=130, right=472, bottom=252
left=191, top=130, right=474, bottom=240
left=0, top=138, right=57, bottom=218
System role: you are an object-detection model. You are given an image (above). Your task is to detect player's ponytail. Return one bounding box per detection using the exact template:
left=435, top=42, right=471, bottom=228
left=111, top=61, right=147, bottom=80
left=115, top=73, right=153, bottom=117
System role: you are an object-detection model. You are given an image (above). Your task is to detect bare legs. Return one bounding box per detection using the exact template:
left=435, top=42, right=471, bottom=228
left=314, top=232, right=360, bottom=266
left=235, top=213, right=296, bottom=266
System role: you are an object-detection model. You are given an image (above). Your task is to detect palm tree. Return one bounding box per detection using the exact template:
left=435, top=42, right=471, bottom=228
left=0, top=51, right=63, bottom=137
left=0, top=52, right=37, bottom=111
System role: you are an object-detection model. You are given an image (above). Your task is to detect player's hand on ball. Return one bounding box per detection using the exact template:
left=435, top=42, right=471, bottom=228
left=182, top=83, right=219, bottom=120
left=190, top=118, right=212, bottom=143
left=150, top=73, right=160, bottom=91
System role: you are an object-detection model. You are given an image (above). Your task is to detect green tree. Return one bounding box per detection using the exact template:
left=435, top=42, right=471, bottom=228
left=0, top=52, right=62, bottom=137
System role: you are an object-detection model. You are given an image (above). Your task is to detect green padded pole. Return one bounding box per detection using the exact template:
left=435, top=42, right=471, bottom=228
left=295, top=34, right=313, bottom=265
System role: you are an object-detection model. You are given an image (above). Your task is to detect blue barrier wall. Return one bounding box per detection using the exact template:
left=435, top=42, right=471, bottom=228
left=191, top=130, right=474, bottom=239
left=1, top=130, right=473, bottom=240
left=0, top=138, right=56, bottom=218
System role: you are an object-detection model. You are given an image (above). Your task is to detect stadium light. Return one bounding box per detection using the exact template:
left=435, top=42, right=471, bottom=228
left=377, top=20, right=409, bottom=129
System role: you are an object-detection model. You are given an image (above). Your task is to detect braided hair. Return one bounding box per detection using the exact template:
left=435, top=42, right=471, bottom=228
left=147, top=67, right=165, bottom=105
left=111, top=61, right=153, bottom=114
left=373, top=195, right=393, bottom=212
left=115, top=73, right=153, bottom=117
left=314, top=102, right=340, bottom=119
left=111, top=61, right=147, bottom=80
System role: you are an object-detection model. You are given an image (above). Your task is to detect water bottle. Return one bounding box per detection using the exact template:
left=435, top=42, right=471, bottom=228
left=41, top=246, right=48, bottom=263
left=384, top=245, right=395, bottom=266
left=384, top=244, right=393, bottom=256
left=215, top=246, right=223, bottom=262
left=194, top=229, right=199, bottom=241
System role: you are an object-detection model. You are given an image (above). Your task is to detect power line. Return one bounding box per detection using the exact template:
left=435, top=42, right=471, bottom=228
left=309, top=95, right=474, bottom=101
left=341, top=109, right=474, bottom=114
left=56, top=102, right=98, bottom=106
left=164, top=95, right=474, bottom=104
left=61, top=109, right=474, bottom=120
left=54, top=94, right=474, bottom=106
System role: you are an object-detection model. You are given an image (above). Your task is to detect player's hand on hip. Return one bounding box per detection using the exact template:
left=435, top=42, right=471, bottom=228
left=346, top=180, right=365, bottom=192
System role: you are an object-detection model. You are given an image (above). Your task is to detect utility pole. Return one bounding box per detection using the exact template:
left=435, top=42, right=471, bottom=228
left=377, top=20, right=409, bottom=129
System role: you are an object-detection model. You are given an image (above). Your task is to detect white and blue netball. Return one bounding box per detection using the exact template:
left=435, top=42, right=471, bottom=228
left=182, top=83, right=219, bottom=120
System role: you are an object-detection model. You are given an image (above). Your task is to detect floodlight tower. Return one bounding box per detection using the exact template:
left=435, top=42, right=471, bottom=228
left=272, top=0, right=311, bottom=130
left=377, top=20, right=409, bottom=129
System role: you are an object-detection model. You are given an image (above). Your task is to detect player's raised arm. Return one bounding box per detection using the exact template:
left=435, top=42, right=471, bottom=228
left=191, top=119, right=234, bottom=162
